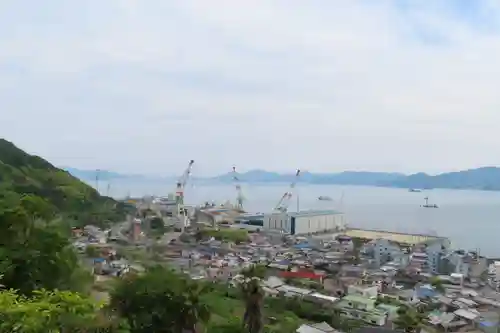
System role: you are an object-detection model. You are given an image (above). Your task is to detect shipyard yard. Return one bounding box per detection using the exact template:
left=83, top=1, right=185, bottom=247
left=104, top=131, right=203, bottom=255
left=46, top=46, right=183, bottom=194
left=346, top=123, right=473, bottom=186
left=103, top=179, right=500, bottom=258
left=72, top=162, right=500, bottom=332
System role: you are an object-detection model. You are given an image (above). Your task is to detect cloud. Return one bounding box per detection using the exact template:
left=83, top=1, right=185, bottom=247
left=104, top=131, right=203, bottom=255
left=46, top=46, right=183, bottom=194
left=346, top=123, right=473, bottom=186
left=1, top=0, right=500, bottom=175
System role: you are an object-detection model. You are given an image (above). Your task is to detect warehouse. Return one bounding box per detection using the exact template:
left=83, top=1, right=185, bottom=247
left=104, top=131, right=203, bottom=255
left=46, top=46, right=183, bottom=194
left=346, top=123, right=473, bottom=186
left=263, top=210, right=346, bottom=235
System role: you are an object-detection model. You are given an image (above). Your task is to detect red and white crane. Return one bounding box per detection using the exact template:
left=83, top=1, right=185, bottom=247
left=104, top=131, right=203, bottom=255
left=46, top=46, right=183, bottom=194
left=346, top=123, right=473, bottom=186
left=232, top=166, right=244, bottom=211
left=175, top=159, right=195, bottom=206
left=274, top=169, right=301, bottom=213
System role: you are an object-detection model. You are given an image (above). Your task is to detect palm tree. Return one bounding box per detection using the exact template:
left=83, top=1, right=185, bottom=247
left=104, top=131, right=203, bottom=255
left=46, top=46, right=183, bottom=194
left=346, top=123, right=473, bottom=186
left=176, top=281, right=211, bottom=333
left=236, top=265, right=266, bottom=333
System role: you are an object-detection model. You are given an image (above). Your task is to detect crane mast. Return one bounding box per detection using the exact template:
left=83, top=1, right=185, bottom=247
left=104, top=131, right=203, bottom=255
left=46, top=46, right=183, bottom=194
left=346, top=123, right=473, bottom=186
left=175, top=159, right=195, bottom=206
left=274, top=169, right=301, bottom=213
left=175, top=160, right=194, bottom=232
left=232, top=166, right=244, bottom=211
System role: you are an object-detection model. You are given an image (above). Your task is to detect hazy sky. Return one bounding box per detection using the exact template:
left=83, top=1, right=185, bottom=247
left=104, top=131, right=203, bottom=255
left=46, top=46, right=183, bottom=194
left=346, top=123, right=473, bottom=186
left=1, top=1, right=500, bottom=176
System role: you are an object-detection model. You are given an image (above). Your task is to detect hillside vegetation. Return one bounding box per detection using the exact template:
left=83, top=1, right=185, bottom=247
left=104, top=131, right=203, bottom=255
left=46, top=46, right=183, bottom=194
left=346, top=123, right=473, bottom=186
left=0, top=139, right=128, bottom=227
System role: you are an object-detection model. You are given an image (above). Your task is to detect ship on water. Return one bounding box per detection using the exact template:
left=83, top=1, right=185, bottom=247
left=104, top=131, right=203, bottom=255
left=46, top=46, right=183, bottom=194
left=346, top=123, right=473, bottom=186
left=421, top=196, right=438, bottom=208
left=318, top=195, right=333, bottom=201
left=408, top=188, right=422, bottom=193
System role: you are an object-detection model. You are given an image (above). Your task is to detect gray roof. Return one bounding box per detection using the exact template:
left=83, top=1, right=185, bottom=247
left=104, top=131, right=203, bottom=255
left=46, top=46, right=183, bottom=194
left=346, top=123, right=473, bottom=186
left=296, top=322, right=336, bottom=333
left=289, top=209, right=343, bottom=217
left=237, top=213, right=265, bottom=219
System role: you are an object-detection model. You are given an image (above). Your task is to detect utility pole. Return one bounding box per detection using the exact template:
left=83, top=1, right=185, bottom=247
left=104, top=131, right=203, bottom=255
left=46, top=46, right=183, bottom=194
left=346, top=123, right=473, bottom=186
left=95, top=169, right=100, bottom=193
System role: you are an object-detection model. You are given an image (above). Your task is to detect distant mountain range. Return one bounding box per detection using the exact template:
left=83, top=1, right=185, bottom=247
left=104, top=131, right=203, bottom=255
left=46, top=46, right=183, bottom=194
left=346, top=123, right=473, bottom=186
left=62, top=167, right=147, bottom=182
left=64, top=166, right=500, bottom=191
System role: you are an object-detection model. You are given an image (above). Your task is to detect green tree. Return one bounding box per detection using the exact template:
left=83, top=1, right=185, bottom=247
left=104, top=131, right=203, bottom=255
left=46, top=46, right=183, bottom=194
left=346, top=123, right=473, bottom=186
left=175, top=281, right=211, bottom=333
left=0, top=288, right=103, bottom=333
left=0, top=208, right=92, bottom=295
left=149, top=216, right=166, bottom=239
left=85, top=245, right=101, bottom=258
left=110, top=266, right=210, bottom=333
left=236, top=265, right=266, bottom=333
left=150, top=216, right=165, bottom=231
left=20, top=194, right=55, bottom=220
left=393, top=305, right=425, bottom=333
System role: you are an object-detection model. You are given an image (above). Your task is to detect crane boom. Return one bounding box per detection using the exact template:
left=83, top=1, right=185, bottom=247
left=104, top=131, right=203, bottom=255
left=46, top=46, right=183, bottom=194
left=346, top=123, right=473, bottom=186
left=274, top=169, right=301, bottom=213
left=232, top=166, right=244, bottom=210
left=175, top=159, right=195, bottom=205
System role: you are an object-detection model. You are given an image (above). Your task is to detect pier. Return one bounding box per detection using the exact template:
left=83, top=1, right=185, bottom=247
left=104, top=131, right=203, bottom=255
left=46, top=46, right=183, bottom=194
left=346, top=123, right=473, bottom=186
left=345, top=228, right=446, bottom=245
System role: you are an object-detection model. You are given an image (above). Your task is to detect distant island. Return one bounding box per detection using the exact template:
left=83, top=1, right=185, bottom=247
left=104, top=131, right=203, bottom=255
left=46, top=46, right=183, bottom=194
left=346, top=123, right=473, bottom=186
left=65, top=166, right=500, bottom=192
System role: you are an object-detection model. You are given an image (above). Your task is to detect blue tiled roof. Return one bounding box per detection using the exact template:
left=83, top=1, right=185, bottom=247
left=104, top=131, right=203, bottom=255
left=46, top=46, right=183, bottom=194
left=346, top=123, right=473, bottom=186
left=416, top=285, right=437, bottom=298
left=480, top=321, right=495, bottom=327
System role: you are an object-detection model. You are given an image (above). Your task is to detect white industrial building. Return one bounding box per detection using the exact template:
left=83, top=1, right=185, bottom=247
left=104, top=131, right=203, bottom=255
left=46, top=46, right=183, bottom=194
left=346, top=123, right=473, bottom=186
left=263, top=210, right=346, bottom=235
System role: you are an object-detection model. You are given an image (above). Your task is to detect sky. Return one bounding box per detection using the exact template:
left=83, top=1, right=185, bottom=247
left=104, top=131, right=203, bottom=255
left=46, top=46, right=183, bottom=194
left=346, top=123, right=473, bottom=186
left=2, top=0, right=500, bottom=176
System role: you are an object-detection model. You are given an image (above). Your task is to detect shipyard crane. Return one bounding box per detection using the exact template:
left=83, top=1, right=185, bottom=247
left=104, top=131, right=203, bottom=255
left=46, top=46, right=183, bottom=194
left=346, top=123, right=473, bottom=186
left=232, top=166, right=245, bottom=211
left=175, top=160, right=195, bottom=232
left=175, top=159, right=195, bottom=206
left=274, top=169, right=301, bottom=213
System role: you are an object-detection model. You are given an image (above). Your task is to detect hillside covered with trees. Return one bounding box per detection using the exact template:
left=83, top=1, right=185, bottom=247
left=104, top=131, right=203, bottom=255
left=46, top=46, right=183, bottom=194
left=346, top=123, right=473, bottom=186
left=0, top=139, right=129, bottom=227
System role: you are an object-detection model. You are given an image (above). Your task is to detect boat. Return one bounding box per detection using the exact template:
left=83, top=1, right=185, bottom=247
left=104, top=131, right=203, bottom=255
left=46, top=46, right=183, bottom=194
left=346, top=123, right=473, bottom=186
left=318, top=196, right=333, bottom=201
left=408, top=188, right=422, bottom=193
left=421, top=196, right=438, bottom=208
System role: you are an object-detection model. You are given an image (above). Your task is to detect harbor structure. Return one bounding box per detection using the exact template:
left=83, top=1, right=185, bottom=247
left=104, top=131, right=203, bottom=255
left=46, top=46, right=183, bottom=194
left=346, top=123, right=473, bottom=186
left=234, top=213, right=265, bottom=226
left=262, top=209, right=346, bottom=235
left=274, top=169, right=301, bottom=213
left=195, top=207, right=243, bottom=226
left=344, top=228, right=445, bottom=245
left=231, top=166, right=245, bottom=211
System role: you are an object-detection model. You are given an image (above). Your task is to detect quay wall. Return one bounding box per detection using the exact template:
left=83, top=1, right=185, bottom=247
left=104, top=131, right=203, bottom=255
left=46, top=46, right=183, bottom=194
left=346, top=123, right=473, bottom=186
left=344, top=228, right=446, bottom=245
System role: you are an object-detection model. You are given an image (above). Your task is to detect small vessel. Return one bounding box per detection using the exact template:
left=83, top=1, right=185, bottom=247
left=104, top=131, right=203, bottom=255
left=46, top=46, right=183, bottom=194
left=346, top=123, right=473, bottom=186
left=421, top=196, right=438, bottom=208
left=408, top=188, right=422, bottom=193
left=318, top=196, right=333, bottom=201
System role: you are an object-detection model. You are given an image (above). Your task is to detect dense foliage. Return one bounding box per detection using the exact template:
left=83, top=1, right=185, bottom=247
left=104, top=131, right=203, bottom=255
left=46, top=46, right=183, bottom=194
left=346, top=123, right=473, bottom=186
left=0, top=289, right=102, bottom=332
left=0, top=140, right=131, bottom=331
left=111, top=266, right=211, bottom=333
left=110, top=265, right=307, bottom=333
left=0, top=207, right=93, bottom=295
left=0, top=139, right=129, bottom=227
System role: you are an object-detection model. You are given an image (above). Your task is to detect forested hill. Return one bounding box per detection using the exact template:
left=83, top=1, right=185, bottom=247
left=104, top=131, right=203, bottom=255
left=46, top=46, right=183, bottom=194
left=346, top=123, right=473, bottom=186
left=0, top=139, right=128, bottom=226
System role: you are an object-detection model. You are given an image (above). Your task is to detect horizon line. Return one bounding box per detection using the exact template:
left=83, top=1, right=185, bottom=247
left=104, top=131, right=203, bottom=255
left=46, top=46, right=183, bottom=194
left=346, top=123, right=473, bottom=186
left=62, top=165, right=500, bottom=179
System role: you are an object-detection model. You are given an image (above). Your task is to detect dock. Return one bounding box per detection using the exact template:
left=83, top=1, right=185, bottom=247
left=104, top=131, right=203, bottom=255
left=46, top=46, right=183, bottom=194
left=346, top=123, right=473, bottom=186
left=345, top=228, right=445, bottom=245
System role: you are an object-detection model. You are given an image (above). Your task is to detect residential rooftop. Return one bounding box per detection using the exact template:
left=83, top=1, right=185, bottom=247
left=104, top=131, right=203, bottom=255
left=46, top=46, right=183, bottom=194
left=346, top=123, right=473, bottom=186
left=339, top=294, right=376, bottom=304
